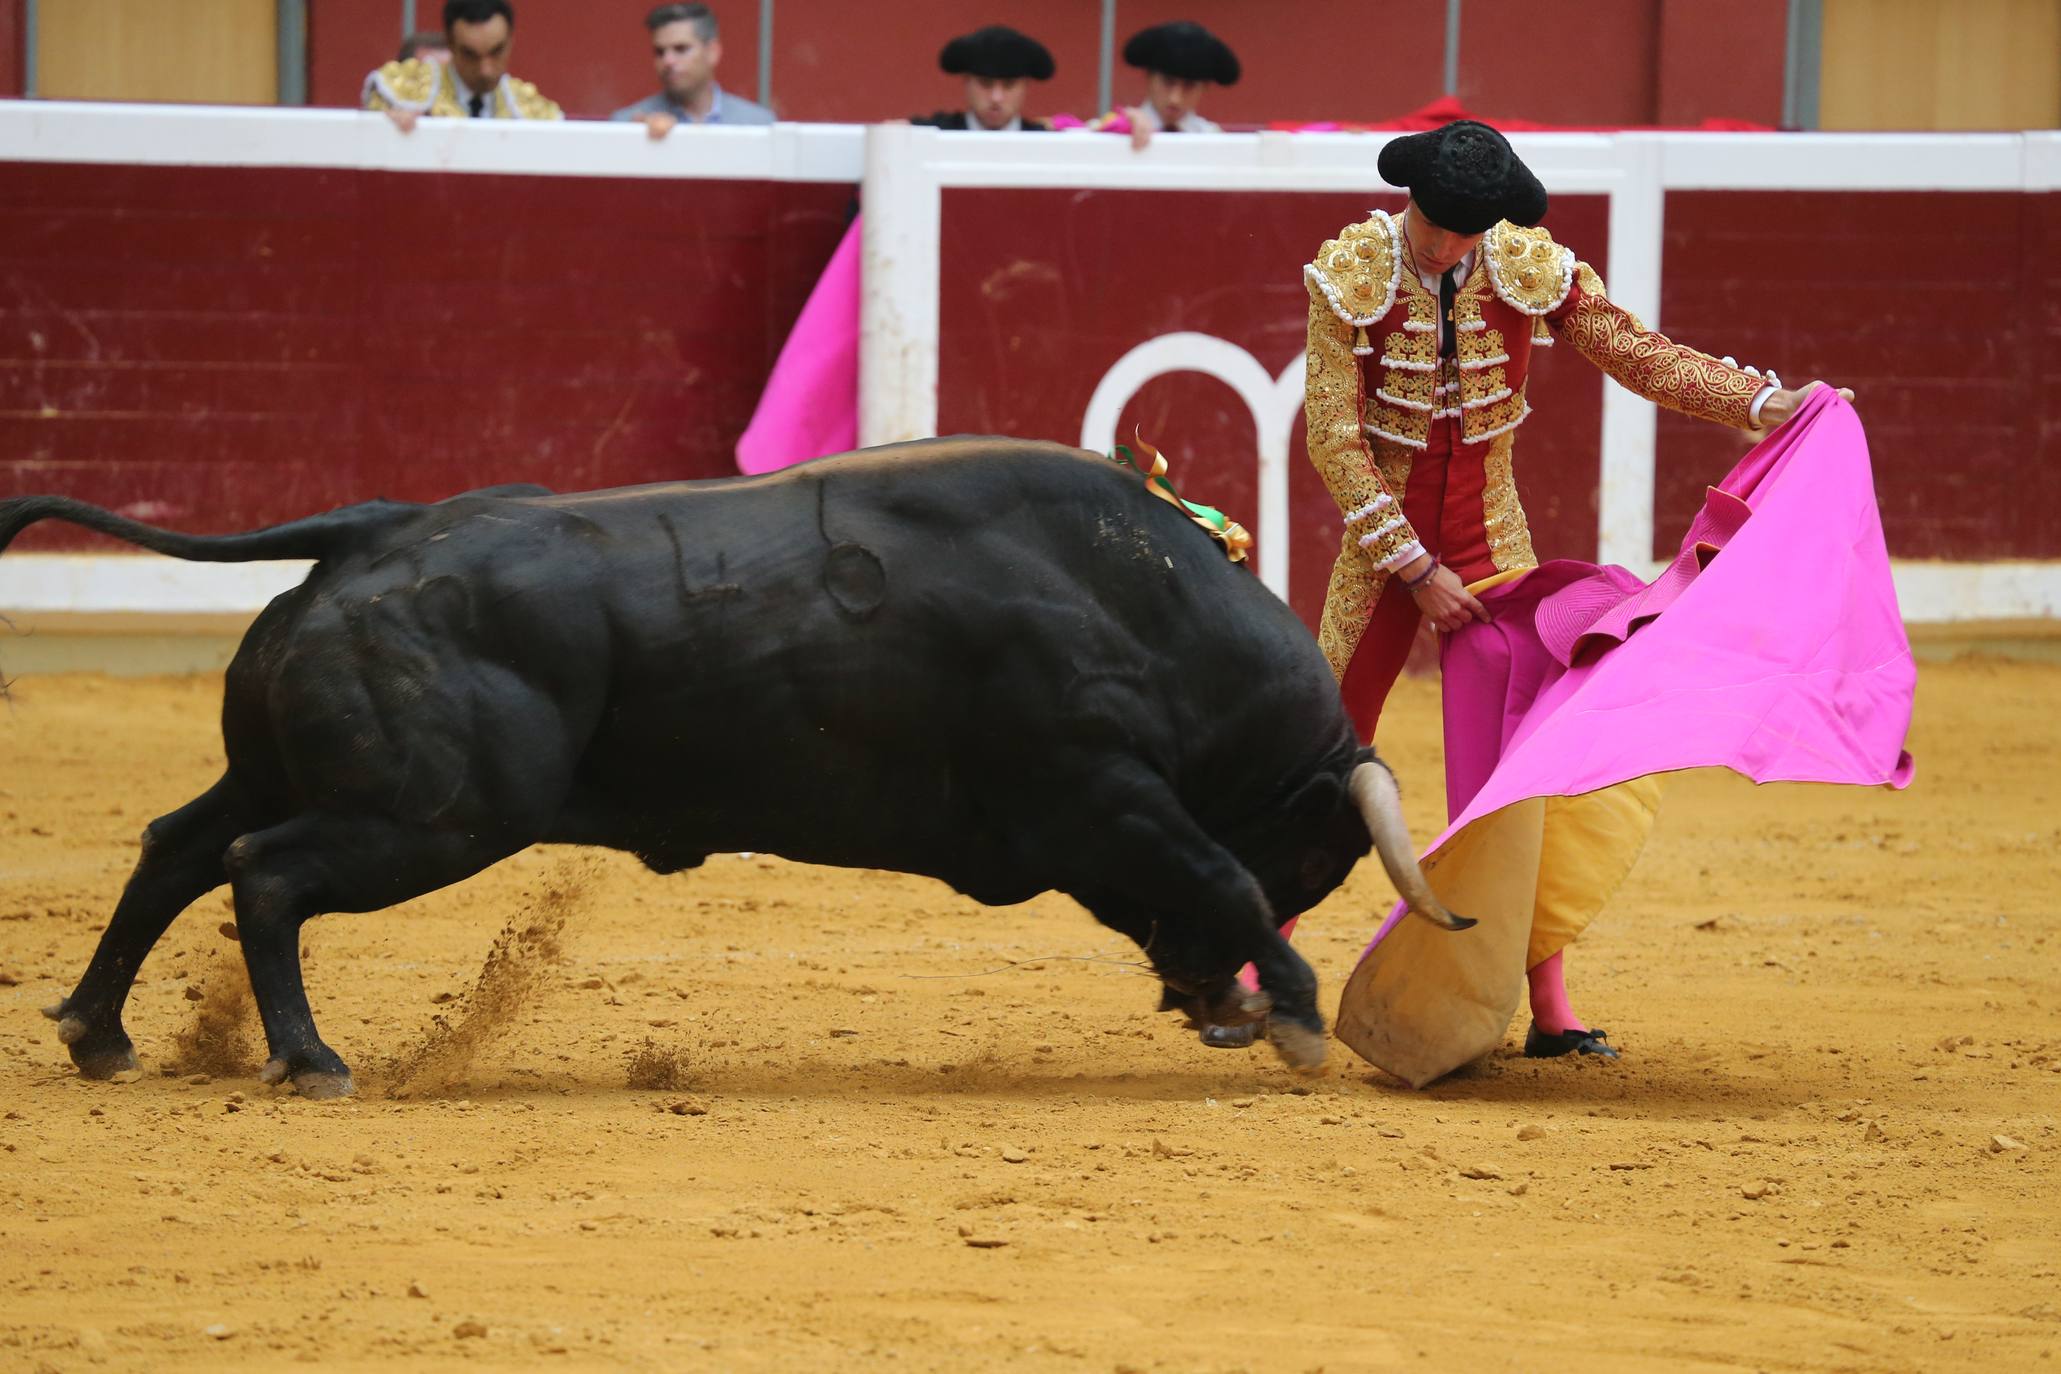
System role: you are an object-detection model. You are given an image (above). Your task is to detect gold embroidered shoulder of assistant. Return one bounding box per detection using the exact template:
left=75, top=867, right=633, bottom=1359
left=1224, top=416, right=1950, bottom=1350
left=365, top=58, right=440, bottom=111
left=508, top=79, right=563, bottom=121
left=1304, top=210, right=1402, bottom=329
left=1483, top=221, right=1575, bottom=316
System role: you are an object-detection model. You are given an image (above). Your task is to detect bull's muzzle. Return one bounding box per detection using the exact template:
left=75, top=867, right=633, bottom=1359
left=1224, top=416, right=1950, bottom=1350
left=1349, top=761, right=1475, bottom=932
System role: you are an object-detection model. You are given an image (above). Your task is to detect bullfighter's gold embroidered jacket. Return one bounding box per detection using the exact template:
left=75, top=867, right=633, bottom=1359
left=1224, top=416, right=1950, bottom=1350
left=362, top=59, right=563, bottom=120
left=1304, top=208, right=1777, bottom=679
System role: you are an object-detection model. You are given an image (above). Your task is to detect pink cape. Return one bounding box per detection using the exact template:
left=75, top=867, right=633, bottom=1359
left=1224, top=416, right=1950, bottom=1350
left=734, top=217, right=861, bottom=474
left=1336, top=389, right=1914, bottom=1082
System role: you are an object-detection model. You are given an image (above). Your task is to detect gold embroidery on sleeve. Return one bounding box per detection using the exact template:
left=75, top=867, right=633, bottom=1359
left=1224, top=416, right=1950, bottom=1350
left=1556, top=263, right=1764, bottom=429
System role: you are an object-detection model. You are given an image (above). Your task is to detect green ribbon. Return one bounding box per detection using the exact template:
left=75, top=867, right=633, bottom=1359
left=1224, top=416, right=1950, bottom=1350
left=1110, top=444, right=1250, bottom=560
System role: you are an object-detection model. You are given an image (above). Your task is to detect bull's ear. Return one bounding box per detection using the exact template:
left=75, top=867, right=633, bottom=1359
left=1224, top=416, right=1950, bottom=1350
left=1285, top=774, right=1344, bottom=827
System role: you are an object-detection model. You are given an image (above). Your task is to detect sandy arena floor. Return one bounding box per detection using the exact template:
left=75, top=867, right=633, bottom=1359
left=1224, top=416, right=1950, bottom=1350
left=0, top=658, right=2056, bottom=1372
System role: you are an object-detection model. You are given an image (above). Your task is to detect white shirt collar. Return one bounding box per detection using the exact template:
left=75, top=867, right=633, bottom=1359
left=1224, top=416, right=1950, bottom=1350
left=1415, top=247, right=1475, bottom=294
left=456, top=71, right=498, bottom=110
left=1139, top=102, right=1206, bottom=133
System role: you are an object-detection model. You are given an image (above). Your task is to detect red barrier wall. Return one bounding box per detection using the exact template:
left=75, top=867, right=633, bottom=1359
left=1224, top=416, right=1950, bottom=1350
left=935, top=188, right=1609, bottom=630
left=1656, top=0, right=1787, bottom=128
left=300, top=0, right=1787, bottom=127
left=0, top=0, right=21, bottom=101
left=1460, top=0, right=1657, bottom=128
left=10, top=138, right=2051, bottom=597
left=0, top=162, right=851, bottom=550
left=1656, top=189, right=2060, bottom=561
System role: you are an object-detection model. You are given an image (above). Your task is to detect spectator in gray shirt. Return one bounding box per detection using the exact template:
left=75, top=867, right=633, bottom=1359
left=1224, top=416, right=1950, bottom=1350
left=612, top=3, right=774, bottom=137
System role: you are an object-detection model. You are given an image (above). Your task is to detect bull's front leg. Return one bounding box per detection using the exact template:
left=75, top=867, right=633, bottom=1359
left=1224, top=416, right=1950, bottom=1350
left=1051, top=763, right=1327, bottom=1070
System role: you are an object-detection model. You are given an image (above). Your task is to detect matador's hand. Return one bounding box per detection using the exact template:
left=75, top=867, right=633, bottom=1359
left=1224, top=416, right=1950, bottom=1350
left=1404, top=560, right=1491, bottom=634
left=1759, top=379, right=1856, bottom=428
left=383, top=106, right=420, bottom=134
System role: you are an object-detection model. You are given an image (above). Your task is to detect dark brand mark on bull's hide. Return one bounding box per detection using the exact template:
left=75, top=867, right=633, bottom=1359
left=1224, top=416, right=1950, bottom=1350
left=657, top=513, right=742, bottom=608
left=823, top=541, right=887, bottom=619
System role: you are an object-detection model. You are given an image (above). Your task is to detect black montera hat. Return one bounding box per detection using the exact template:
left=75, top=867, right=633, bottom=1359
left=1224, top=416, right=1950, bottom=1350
left=1377, top=120, right=1548, bottom=235
left=939, top=26, right=1055, bottom=81
left=1121, top=21, right=1239, bottom=85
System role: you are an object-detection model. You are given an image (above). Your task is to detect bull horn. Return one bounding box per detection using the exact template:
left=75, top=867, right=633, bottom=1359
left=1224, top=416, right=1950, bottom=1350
left=1349, top=761, right=1475, bottom=932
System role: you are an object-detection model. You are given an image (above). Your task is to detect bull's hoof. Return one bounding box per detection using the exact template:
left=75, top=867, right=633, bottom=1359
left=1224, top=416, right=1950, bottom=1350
left=70, top=1036, right=142, bottom=1081
left=261, top=1051, right=357, bottom=1100
left=44, top=1001, right=139, bottom=1079
left=1267, top=1018, right=1328, bottom=1073
left=1200, top=987, right=1269, bottom=1029
left=292, top=1070, right=357, bottom=1101
left=1199, top=1021, right=1262, bottom=1050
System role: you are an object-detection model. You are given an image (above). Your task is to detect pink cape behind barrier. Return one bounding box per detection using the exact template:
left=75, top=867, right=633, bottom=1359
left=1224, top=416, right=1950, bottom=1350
left=734, top=217, right=861, bottom=475
left=1337, top=389, right=1915, bottom=1082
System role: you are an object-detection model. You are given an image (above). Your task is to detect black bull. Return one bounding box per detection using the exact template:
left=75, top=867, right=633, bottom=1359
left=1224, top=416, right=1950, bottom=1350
left=0, top=439, right=1465, bottom=1097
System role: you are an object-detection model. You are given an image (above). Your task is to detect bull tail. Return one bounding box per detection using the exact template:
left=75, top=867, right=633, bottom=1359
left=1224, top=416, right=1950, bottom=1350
left=0, top=495, right=411, bottom=564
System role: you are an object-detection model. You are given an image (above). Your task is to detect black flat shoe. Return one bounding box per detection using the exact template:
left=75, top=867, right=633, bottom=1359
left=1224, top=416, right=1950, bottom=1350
left=1199, top=1021, right=1263, bottom=1049
left=1523, top=1022, right=1619, bottom=1059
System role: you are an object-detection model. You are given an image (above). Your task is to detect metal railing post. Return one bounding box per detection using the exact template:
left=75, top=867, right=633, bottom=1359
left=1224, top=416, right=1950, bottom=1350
left=1443, top=0, right=1461, bottom=97
left=1783, top=0, right=1822, bottom=130
left=277, top=0, right=308, bottom=106
left=758, top=0, right=774, bottom=109
left=1097, top=0, right=1114, bottom=117
left=23, top=0, right=38, bottom=99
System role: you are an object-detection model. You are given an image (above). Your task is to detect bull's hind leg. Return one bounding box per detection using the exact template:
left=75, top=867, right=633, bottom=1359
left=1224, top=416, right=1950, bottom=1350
left=43, top=776, right=251, bottom=1079
left=1048, top=762, right=1326, bottom=1070
left=223, top=815, right=526, bottom=1099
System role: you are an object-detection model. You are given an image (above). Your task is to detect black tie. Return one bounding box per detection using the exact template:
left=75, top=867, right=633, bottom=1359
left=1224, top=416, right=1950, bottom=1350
left=468, top=93, right=486, bottom=118
left=1439, top=268, right=1458, bottom=359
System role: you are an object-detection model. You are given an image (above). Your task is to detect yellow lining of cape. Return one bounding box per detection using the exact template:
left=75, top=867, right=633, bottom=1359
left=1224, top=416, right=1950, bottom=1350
left=1465, top=567, right=1532, bottom=596
left=1452, top=560, right=1665, bottom=966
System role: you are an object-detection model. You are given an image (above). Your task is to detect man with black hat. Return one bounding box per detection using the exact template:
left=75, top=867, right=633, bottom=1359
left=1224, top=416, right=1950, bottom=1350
left=1212, top=120, right=1852, bottom=1063
left=1094, top=20, right=1238, bottom=149
left=910, top=25, right=1055, bottom=131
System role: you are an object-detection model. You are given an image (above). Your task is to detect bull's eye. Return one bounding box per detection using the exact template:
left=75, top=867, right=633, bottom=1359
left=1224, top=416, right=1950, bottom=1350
left=1299, top=851, right=1335, bottom=890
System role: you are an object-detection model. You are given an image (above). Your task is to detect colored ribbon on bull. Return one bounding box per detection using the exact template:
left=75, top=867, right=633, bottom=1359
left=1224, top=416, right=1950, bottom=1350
left=1109, top=431, right=1254, bottom=563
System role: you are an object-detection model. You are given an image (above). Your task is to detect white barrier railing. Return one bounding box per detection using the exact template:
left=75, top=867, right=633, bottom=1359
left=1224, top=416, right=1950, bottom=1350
left=2, top=104, right=2056, bottom=625
left=0, top=99, right=866, bottom=181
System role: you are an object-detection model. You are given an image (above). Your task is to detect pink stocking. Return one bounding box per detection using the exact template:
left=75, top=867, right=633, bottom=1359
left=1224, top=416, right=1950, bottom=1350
left=1233, top=916, right=1300, bottom=993
left=1526, top=950, right=1586, bottom=1034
